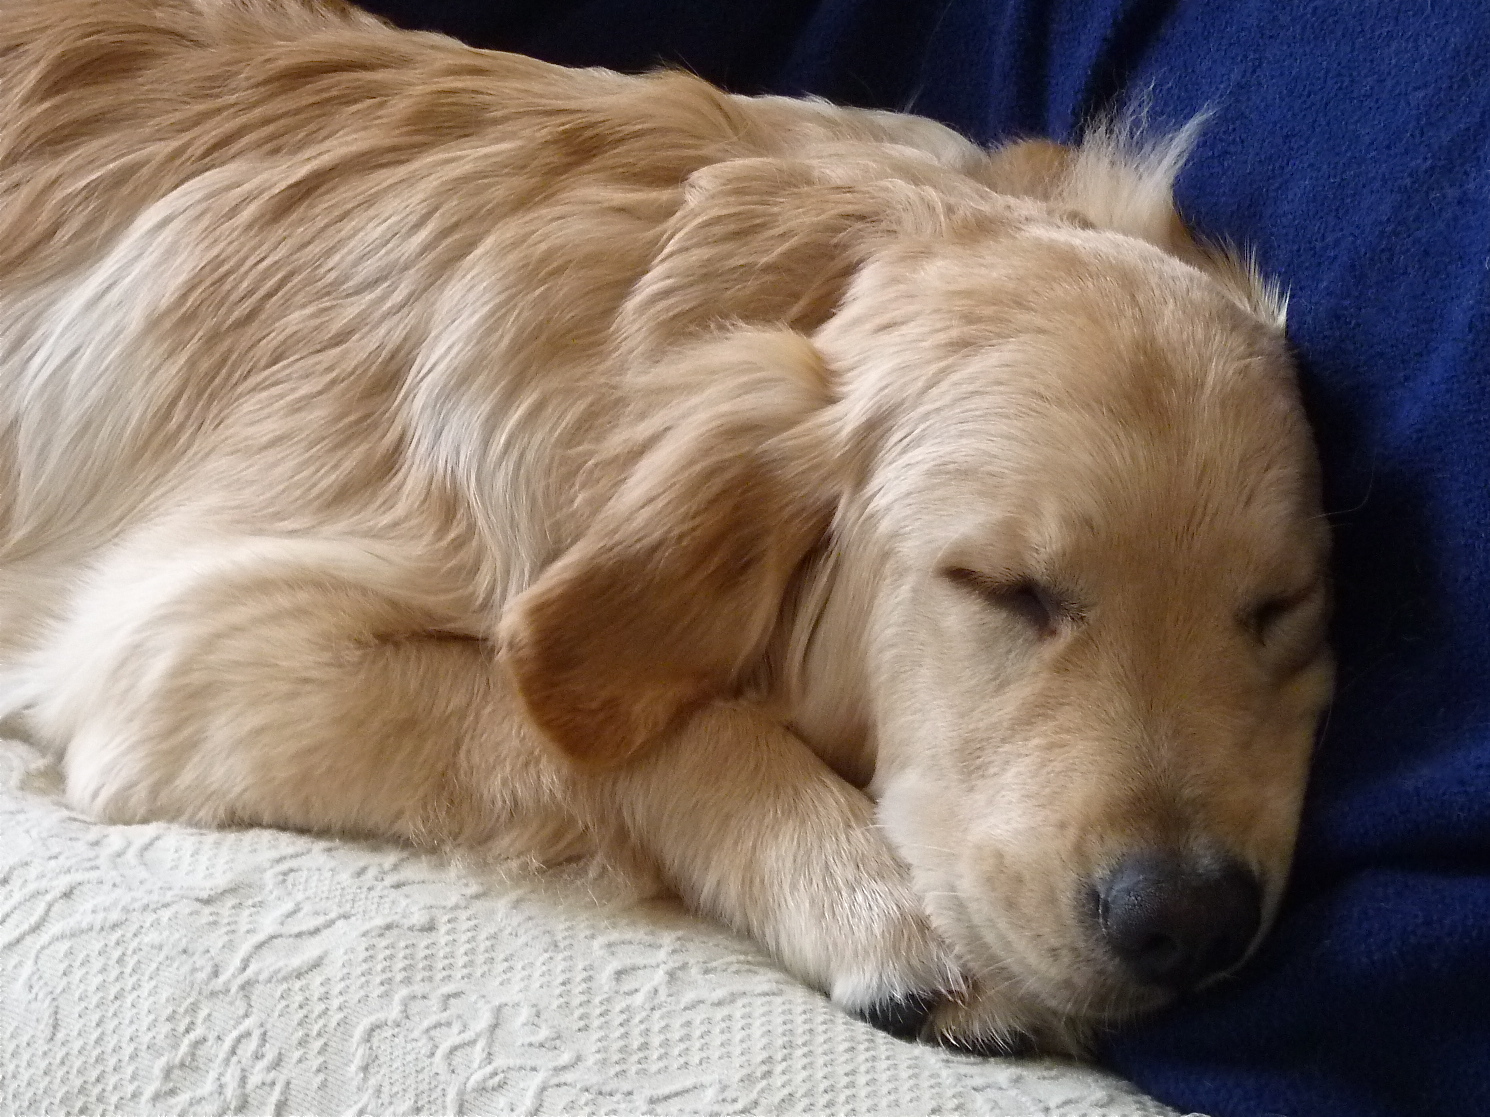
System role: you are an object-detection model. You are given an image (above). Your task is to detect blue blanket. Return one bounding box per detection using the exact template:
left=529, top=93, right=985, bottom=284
left=363, top=4, right=1490, bottom=1114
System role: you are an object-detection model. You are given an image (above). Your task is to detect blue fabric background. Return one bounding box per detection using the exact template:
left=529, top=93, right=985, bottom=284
left=360, top=4, right=1490, bottom=1114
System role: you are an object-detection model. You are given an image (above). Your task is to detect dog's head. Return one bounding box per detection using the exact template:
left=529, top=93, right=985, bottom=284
left=502, top=123, right=1332, bottom=1049
left=818, top=207, right=1331, bottom=1050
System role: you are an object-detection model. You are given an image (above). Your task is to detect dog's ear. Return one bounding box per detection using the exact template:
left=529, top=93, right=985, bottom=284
left=976, top=113, right=1201, bottom=249
left=614, top=153, right=996, bottom=360
left=978, top=138, right=1079, bottom=203
left=980, top=122, right=1287, bottom=328
left=499, top=329, right=842, bottom=767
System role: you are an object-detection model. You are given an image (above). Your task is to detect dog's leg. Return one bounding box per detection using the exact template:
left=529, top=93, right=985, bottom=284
left=585, top=702, right=962, bottom=1033
left=24, top=531, right=957, bottom=1033
left=20, top=532, right=581, bottom=851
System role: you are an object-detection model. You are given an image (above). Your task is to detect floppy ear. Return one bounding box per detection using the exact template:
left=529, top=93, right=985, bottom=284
left=976, top=112, right=1202, bottom=248
left=978, top=138, right=1079, bottom=202
left=499, top=329, right=842, bottom=767
left=614, top=152, right=987, bottom=361
left=980, top=121, right=1287, bottom=327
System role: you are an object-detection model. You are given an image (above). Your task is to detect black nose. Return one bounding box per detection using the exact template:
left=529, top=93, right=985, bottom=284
left=1095, top=851, right=1262, bottom=991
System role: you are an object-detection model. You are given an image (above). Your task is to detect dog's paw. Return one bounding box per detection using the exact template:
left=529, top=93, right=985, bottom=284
left=850, top=989, right=940, bottom=1040
left=780, top=851, right=965, bottom=1036
left=922, top=980, right=1089, bottom=1058
left=810, top=877, right=964, bottom=1039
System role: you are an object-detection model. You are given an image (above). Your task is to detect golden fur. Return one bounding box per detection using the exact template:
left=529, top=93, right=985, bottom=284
left=0, top=0, right=1332, bottom=1052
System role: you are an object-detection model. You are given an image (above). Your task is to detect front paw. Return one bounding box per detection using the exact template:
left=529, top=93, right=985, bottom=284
left=808, top=879, right=964, bottom=1040
left=851, top=989, right=940, bottom=1040
left=923, top=980, right=1089, bottom=1058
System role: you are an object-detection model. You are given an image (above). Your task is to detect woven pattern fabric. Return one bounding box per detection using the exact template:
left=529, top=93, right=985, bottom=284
left=0, top=738, right=1172, bottom=1117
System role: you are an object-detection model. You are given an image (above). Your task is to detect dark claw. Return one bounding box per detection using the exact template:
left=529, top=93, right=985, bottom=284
left=854, top=990, right=938, bottom=1040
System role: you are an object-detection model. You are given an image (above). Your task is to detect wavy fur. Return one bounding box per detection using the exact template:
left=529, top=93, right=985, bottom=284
left=0, top=0, right=1331, bottom=1050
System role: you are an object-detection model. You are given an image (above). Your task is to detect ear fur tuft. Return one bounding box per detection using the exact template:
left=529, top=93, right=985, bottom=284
left=1059, top=104, right=1211, bottom=248
left=982, top=105, right=1288, bottom=329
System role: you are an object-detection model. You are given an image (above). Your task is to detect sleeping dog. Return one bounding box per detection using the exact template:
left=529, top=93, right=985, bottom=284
left=0, top=0, right=1332, bottom=1053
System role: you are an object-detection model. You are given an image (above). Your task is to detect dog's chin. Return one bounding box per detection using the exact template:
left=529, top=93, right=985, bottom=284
left=921, top=892, right=1174, bottom=1056
left=924, top=968, right=1172, bottom=1058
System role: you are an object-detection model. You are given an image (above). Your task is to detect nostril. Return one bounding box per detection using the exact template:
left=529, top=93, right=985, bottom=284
left=1096, top=851, right=1263, bottom=992
left=1135, top=930, right=1182, bottom=971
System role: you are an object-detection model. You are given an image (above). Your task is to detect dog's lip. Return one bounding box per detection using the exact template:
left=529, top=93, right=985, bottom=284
left=939, top=883, right=1074, bottom=1003
left=946, top=875, right=1177, bottom=1025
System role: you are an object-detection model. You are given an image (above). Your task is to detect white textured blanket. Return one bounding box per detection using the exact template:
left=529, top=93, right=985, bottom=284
left=0, top=738, right=1176, bottom=1116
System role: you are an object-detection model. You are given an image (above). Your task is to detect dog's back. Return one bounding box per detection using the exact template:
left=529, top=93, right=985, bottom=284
left=0, top=0, right=996, bottom=645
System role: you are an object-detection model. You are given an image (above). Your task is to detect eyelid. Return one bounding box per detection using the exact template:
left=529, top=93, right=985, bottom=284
left=944, top=567, right=1081, bottom=633
left=1247, top=583, right=1322, bottom=639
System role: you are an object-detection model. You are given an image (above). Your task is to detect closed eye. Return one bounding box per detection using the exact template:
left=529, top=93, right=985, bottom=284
left=945, top=568, right=1076, bottom=637
left=1246, top=587, right=1318, bottom=642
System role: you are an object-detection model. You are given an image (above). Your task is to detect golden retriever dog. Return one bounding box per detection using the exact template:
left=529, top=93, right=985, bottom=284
left=0, top=0, right=1333, bottom=1053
